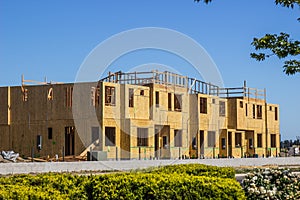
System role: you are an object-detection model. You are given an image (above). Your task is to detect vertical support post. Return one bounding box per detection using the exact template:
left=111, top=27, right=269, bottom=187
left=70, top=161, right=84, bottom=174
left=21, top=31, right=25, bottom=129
left=62, top=146, right=65, bottom=161
left=243, top=80, right=247, bottom=97
left=139, top=147, right=141, bottom=160
left=255, top=89, right=258, bottom=99
left=152, top=70, right=154, bottom=84
left=116, top=146, right=119, bottom=161
left=159, top=146, right=161, bottom=160
left=108, top=71, right=111, bottom=82
left=264, top=88, right=268, bottom=158
left=90, top=147, right=92, bottom=161
left=31, top=147, right=34, bottom=162
left=164, top=72, right=167, bottom=86
left=21, top=74, right=24, bottom=86
left=179, top=147, right=181, bottom=160
left=248, top=87, right=250, bottom=100
left=197, top=131, right=201, bottom=159
left=241, top=146, right=243, bottom=158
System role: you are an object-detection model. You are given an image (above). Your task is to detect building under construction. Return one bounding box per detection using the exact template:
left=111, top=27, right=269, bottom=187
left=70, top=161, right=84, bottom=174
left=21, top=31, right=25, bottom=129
left=0, top=71, right=280, bottom=160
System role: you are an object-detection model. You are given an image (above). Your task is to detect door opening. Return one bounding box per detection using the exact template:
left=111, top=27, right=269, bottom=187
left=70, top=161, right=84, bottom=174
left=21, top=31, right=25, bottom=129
left=65, top=126, right=75, bottom=156
left=200, top=130, right=204, bottom=158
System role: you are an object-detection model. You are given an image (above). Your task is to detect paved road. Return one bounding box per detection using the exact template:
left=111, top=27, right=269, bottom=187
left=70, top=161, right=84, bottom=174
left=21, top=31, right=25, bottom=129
left=0, top=157, right=300, bottom=175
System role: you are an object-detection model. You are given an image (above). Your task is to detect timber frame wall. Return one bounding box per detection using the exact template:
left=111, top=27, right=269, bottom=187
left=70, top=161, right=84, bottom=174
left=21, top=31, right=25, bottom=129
left=0, top=71, right=280, bottom=159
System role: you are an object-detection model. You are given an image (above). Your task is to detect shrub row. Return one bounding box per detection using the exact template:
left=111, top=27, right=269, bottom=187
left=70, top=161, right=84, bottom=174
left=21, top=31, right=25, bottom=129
left=0, top=173, right=87, bottom=199
left=144, top=163, right=236, bottom=179
left=88, top=173, right=245, bottom=199
left=0, top=164, right=244, bottom=200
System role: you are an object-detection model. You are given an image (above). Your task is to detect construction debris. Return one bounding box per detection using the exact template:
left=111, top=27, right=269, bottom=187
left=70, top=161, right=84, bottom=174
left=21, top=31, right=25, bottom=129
left=0, top=154, right=11, bottom=163
left=1, top=151, right=19, bottom=162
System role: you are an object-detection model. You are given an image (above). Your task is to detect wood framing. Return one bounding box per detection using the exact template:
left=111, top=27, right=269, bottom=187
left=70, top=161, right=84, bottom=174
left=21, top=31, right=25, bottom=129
left=0, top=71, right=280, bottom=159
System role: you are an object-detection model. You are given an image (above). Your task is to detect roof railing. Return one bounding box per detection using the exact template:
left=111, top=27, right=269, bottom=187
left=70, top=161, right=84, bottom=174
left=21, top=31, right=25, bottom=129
left=99, top=70, right=266, bottom=99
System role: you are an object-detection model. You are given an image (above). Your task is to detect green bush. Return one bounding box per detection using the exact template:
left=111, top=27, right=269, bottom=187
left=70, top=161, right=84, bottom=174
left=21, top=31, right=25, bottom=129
left=89, top=172, right=245, bottom=200
left=0, top=164, right=244, bottom=200
left=0, top=173, right=87, bottom=200
left=145, top=164, right=236, bottom=179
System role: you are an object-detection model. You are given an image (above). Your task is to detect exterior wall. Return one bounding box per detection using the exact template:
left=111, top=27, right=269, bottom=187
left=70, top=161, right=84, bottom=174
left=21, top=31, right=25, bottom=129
left=0, top=126, right=10, bottom=151
left=266, top=103, right=280, bottom=157
left=0, top=80, right=281, bottom=160
left=122, top=84, right=150, bottom=120
left=0, top=87, right=10, bottom=151
left=189, top=94, right=228, bottom=158
left=0, top=83, right=94, bottom=158
left=225, top=98, right=280, bottom=158
left=129, top=120, right=154, bottom=160
left=0, top=87, right=10, bottom=125
left=150, top=84, right=190, bottom=159
left=187, top=96, right=280, bottom=159
left=218, top=129, right=229, bottom=158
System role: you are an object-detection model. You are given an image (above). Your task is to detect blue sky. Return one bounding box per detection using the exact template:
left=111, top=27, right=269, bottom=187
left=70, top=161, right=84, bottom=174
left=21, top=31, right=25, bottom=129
left=0, top=0, right=299, bottom=140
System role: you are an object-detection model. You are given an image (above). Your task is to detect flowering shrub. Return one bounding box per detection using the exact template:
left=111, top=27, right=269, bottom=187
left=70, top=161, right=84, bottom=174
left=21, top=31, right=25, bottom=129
left=243, top=168, right=300, bottom=200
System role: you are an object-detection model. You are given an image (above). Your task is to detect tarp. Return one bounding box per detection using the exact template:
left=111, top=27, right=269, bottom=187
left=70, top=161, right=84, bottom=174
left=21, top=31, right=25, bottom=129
left=1, top=151, right=19, bottom=162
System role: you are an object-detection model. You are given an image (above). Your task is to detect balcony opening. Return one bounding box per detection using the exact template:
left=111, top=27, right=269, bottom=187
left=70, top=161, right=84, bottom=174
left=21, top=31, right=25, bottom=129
left=105, top=86, right=116, bottom=106
left=235, top=132, right=241, bottom=147
left=271, top=134, right=276, bottom=148
left=200, top=97, right=207, bottom=114
left=257, top=134, right=262, bottom=148
left=174, top=129, right=182, bottom=147
left=65, top=87, right=73, bottom=107
left=240, top=101, right=243, bottom=108
left=168, top=93, right=172, bottom=111
left=48, top=127, right=53, bottom=140
left=174, top=94, right=182, bottom=112
left=257, top=105, right=262, bottom=119
left=208, top=131, right=215, bottom=147
left=155, top=91, right=159, bottom=107
left=219, top=101, right=225, bottom=116
left=137, top=128, right=148, bottom=147
left=221, top=138, right=226, bottom=149
left=105, top=127, right=116, bottom=146
left=140, top=90, right=144, bottom=96
left=275, top=107, right=278, bottom=121
left=129, top=88, right=134, bottom=107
